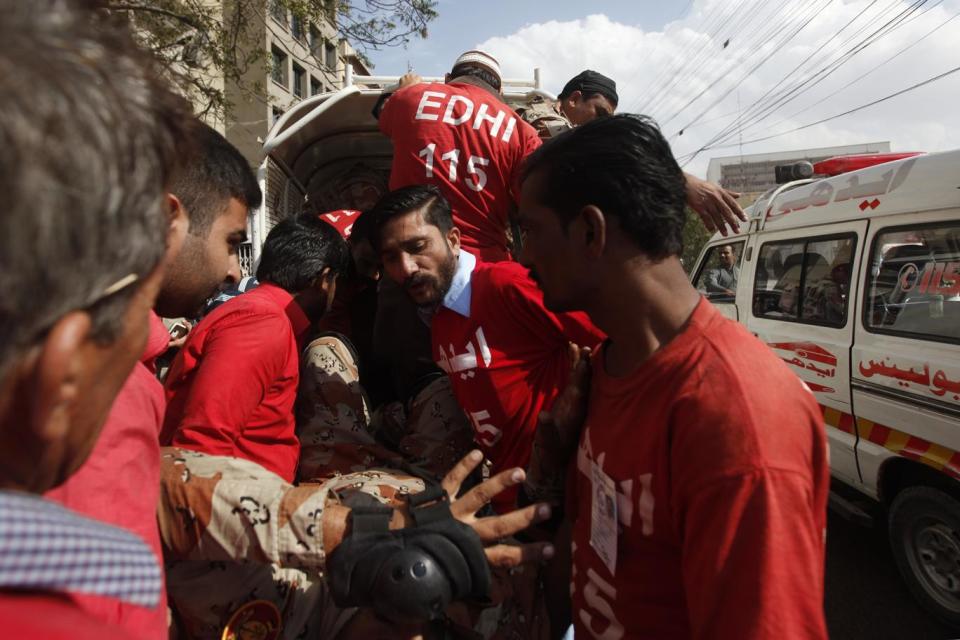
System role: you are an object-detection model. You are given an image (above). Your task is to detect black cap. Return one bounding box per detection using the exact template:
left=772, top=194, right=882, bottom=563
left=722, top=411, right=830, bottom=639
left=558, top=70, right=618, bottom=106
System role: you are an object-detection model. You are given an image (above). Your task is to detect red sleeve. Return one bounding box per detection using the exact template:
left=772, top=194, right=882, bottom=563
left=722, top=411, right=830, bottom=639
left=498, top=266, right=604, bottom=348
left=169, top=311, right=290, bottom=456
left=670, top=395, right=828, bottom=640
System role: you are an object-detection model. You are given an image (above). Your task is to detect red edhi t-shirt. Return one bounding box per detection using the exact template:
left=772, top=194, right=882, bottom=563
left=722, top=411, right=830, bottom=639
left=162, top=283, right=310, bottom=482
left=379, top=81, right=542, bottom=262
left=432, top=260, right=603, bottom=510
left=45, top=311, right=170, bottom=640
left=570, top=300, right=829, bottom=640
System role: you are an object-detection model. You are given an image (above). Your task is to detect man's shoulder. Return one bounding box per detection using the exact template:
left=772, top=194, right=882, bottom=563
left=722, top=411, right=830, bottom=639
left=474, top=260, right=534, bottom=292
left=202, top=286, right=289, bottom=328
left=517, top=96, right=570, bottom=139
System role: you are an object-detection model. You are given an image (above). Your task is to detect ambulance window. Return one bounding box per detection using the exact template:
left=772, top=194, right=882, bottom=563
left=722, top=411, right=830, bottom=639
left=694, top=241, right=745, bottom=303
left=865, top=222, right=960, bottom=343
left=753, top=234, right=855, bottom=327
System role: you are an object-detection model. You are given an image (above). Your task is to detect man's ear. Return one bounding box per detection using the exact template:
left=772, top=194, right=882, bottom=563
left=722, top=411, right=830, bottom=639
left=165, top=193, right=188, bottom=260
left=316, top=266, right=337, bottom=313
left=579, top=205, right=606, bottom=259
left=446, top=226, right=461, bottom=254
left=31, top=311, right=92, bottom=444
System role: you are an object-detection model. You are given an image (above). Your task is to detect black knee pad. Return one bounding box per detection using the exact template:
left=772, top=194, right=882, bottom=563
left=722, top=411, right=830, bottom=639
left=327, top=483, right=491, bottom=624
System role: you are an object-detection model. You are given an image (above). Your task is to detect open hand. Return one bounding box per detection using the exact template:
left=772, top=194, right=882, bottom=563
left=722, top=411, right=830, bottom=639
left=442, top=450, right=555, bottom=569
left=685, top=172, right=745, bottom=237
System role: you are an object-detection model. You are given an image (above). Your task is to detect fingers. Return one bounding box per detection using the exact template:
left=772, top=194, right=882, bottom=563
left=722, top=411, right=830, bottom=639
left=441, top=449, right=483, bottom=499
left=452, top=467, right=525, bottom=517
left=723, top=189, right=747, bottom=223
left=484, top=541, right=555, bottom=569
left=471, top=503, right=552, bottom=542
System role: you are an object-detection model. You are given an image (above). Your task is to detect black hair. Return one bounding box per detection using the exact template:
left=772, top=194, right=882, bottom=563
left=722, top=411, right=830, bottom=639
left=348, top=210, right=376, bottom=246
left=257, top=213, right=350, bottom=292
left=449, top=63, right=501, bottom=92
left=170, top=122, right=262, bottom=237
left=522, top=114, right=687, bottom=259
left=368, top=184, right=453, bottom=251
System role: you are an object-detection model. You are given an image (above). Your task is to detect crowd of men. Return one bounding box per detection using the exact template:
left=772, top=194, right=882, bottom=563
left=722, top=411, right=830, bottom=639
left=0, top=2, right=830, bottom=639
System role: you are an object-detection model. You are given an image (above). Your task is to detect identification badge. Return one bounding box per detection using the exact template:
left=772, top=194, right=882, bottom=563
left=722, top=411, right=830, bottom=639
left=590, top=461, right=618, bottom=576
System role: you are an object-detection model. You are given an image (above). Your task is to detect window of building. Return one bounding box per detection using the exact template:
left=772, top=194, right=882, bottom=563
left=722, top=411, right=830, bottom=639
left=864, top=222, right=960, bottom=343
left=269, top=0, right=286, bottom=25
left=310, top=76, right=321, bottom=96
left=309, top=26, right=322, bottom=56
left=325, top=41, right=337, bottom=69
left=270, top=46, right=288, bottom=88
left=291, top=13, right=305, bottom=41
left=694, top=241, right=745, bottom=303
left=292, top=63, right=305, bottom=98
left=271, top=106, right=285, bottom=127
left=753, top=234, right=856, bottom=327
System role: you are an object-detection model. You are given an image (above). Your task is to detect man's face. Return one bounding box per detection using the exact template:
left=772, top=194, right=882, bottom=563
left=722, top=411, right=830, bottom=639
left=719, top=245, right=736, bottom=268
left=560, top=91, right=616, bottom=126
left=157, top=197, right=247, bottom=317
left=517, top=171, right=592, bottom=312
left=378, top=208, right=459, bottom=308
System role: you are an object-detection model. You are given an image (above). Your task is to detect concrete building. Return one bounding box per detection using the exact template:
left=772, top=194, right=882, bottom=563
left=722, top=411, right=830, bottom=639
left=206, top=0, right=371, bottom=167
left=707, top=142, right=891, bottom=206
left=184, top=1, right=371, bottom=273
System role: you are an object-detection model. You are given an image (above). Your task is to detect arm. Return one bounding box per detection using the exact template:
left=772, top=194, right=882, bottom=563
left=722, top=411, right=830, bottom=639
left=167, top=311, right=287, bottom=455
left=678, top=471, right=828, bottom=639
left=377, top=74, right=421, bottom=135
left=684, top=172, right=745, bottom=237
left=158, top=447, right=554, bottom=572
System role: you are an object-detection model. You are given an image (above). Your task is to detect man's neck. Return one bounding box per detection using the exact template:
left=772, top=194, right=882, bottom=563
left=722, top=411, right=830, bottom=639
left=587, top=256, right=701, bottom=378
left=448, top=75, right=499, bottom=98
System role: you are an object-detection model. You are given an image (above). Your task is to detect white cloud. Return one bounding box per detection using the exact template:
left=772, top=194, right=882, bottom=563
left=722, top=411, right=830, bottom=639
left=477, top=0, right=960, bottom=177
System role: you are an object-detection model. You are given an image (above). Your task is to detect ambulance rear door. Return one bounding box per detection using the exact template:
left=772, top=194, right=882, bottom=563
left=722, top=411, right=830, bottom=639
left=745, top=220, right=868, bottom=487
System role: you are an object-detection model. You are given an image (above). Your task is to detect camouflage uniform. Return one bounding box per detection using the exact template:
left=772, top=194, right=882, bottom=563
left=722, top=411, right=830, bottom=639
left=297, top=333, right=475, bottom=480
left=159, top=447, right=425, bottom=639
left=516, top=96, right=572, bottom=140
left=161, top=334, right=547, bottom=638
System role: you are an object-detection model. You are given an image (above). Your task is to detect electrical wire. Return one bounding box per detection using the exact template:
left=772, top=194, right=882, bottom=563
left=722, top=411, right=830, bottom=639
left=677, top=62, right=960, bottom=165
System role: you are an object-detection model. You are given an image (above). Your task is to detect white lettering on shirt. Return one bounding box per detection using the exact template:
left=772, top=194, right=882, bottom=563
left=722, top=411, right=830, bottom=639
left=415, top=91, right=446, bottom=121
left=472, top=102, right=505, bottom=138
left=442, top=94, right=474, bottom=126
left=580, top=567, right=625, bottom=640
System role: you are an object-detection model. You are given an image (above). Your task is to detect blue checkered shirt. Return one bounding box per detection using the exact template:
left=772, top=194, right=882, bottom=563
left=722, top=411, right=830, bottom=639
left=0, top=490, right=161, bottom=607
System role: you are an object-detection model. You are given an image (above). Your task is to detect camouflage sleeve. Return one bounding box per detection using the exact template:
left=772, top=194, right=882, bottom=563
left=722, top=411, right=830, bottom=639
left=158, top=447, right=427, bottom=571
left=517, top=96, right=572, bottom=140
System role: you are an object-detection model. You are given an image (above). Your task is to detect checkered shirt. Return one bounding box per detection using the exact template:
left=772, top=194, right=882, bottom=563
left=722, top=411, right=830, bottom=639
left=0, top=490, right=161, bottom=607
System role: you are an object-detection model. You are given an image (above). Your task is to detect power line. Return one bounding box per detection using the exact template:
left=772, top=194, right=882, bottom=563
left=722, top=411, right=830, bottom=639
left=677, top=62, right=960, bottom=165
left=749, top=3, right=959, bottom=138
left=630, top=0, right=754, bottom=113
left=693, top=0, right=932, bottom=150
left=665, top=0, right=833, bottom=138
left=660, top=0, right=836, bottom=128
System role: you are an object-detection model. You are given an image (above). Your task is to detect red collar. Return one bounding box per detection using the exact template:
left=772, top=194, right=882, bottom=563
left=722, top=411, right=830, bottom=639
left=256, top=283, right=311, bottom=339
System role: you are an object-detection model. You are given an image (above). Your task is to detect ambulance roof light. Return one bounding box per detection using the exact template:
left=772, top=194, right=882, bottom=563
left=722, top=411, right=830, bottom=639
left=812, top=152, right=923, bottom=177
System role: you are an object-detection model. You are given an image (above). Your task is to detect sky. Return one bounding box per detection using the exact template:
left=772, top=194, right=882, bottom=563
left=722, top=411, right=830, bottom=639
left=366, top=0, right=960, bottom=177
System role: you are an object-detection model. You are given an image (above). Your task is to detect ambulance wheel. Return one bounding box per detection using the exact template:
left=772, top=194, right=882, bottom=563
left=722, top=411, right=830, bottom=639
left=889, top=486, right=960, bottom=629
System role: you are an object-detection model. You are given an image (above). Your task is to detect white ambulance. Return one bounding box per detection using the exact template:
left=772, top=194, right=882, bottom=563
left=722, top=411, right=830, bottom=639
left=690, top=150, right=960, bottom=627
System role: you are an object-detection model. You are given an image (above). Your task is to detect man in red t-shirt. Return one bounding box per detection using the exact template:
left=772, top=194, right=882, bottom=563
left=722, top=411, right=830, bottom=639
left=369, top=184, right=603, bottom=512
left=516, top=114, right=829, bottom=639
left=163, top=214, right=350, bottom=482
left=378, top=49, right=542, bottom=263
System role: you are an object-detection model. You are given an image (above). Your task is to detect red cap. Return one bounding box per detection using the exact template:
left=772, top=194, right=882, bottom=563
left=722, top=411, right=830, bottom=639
left=317, top=209, right=362, bottom=239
